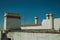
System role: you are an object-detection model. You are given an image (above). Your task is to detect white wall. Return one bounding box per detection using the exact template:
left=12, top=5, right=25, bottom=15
left=4, top=16, right=7, bottom=30
left=54, top=18, right=60, bottom=30
left=0, top=31, right=1, bottom=40
left=21, top=19, right=52, bottom=30
left=21, top=18, right=60, bottom=30
left=42, top=18, right=60, bottom=30
left=21, top=26, right=41, bottom=29
left=42, top=19, right=52, bottom=29
left=7, top=32, right=60, bottom=40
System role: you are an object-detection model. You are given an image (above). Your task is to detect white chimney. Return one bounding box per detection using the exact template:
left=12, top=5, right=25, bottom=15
left=49, top=13, right=54, bottom=30
left=4, top=13, right=8, bottom=30
left=46, top=14, right=49, bottom=19
left=35, top=16, right=38, bottom=24
left=49, top=13, right=53, bottom=19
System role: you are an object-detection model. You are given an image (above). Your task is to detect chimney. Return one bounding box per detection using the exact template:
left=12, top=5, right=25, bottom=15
left=35, top=16, right=38, bottom=24
left=4, top=13, right=8, bottom=30
left=49, top=13, right=53, bottom=19
left=46, top=14, right=49, bottom=19
left=49, top=13, right=54, bottom=30
left=4, top=12, right=21, bottom=30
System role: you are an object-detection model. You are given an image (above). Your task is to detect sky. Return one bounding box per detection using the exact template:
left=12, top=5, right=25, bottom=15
left=0, top=0, right=60, bottom=29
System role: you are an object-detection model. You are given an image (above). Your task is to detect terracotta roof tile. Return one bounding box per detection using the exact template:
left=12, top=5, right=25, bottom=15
left=21, top=24, right=41, bottom=26
left=6, top=13, right=20, bottom=17
left=5, top=13, right=20, bottom=19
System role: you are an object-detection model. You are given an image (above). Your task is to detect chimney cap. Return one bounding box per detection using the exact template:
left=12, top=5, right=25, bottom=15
left=35, top=16, right=38, bottom=19
left=49, top=13, right=53, bottom=16
left=4, top=13, right=8, bottom=16
left=46, top=14, right=49, bottom=16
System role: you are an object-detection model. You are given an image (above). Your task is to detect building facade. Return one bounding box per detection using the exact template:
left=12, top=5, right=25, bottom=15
left=0, top=12, right=60, bottom=40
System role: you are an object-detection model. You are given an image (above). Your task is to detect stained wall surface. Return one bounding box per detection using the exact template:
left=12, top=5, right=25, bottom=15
left=7, top=32, right=60, bottom=40
left=7, top=18, right=20, bottom=29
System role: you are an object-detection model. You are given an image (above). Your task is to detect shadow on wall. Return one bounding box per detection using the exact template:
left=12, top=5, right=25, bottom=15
left=1, top=31, right=11, bottom=40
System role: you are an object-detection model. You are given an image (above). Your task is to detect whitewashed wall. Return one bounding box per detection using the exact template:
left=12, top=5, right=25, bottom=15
left=21, top=26, right=42, bottom=29
left=42, top=19, right=52, bottom=29
left=21, top=19, right=52, bottom=30
left=7, top=32, right=60, bottom=40
left=0, top=31, right=1, bottom=40
left=42, top=18, right=60, bottom=30
left=54, top=18, right=60, bottom=30
left=21, top=18, right=60, bottom=30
